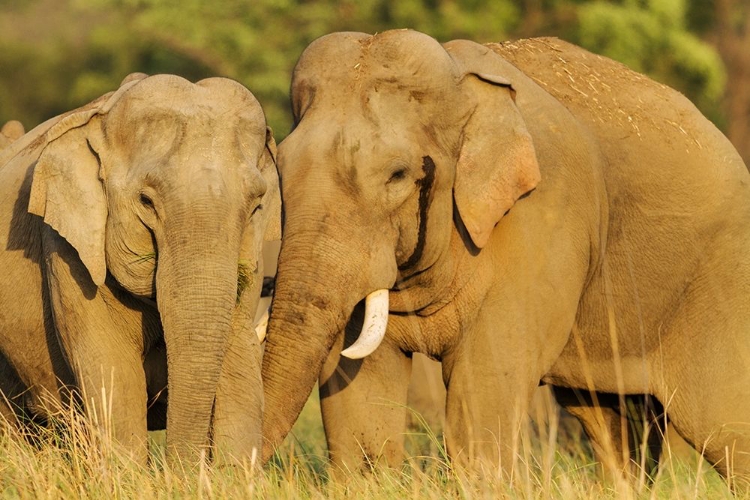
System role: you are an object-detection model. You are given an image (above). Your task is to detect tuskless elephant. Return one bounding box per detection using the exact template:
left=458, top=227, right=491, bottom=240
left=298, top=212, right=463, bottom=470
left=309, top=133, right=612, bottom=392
left=260, top=30, right=750, bottom=485
left=0, top=73, right=280, bottom=467
left=0, top=120, right=24, bottom=151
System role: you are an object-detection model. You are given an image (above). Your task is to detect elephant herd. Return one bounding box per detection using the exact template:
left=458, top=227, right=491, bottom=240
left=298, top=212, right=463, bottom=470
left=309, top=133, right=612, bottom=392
left=2, top=29, right=750, bottom=487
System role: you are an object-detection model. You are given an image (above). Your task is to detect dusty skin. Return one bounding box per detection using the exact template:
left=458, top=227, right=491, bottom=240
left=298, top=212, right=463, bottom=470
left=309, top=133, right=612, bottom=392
left=0, top=74, right=280, bottom=467
left=260, top=30, right=750, bottom=487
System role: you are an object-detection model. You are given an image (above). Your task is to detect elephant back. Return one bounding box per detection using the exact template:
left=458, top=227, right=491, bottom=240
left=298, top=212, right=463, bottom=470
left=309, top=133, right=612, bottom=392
left=488, top=38, right=736, bottom=161
left=489, top=37, right=746, bottom=186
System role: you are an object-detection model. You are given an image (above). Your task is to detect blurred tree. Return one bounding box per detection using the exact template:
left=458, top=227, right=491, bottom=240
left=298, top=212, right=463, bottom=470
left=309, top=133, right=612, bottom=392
left=574, top=0, right=726, bottom=121
left=686, top=0, right=750, bottom=165
left=62, top=0, right=521, bottom=136
left=0, top=0, right=742, bottom=163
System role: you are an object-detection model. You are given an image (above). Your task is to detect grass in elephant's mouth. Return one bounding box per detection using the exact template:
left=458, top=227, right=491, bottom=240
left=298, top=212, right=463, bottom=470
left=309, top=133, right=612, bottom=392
left=237, top=261, right=253, bottom=304
left=0, top=392, right=733, bottom=499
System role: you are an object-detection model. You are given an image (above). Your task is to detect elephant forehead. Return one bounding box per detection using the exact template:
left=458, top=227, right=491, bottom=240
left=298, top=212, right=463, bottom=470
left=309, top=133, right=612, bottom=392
left=299, top=60, right=457, bottom=112
left=108, top=76, right=264, bottom=136
left=280, top=116, right=417, bottom=191
left=107, top=103, right=264, bottom=165
left=138, top=152, right=265, bottom=210
left=294, top=86, right=460, bottom=165
left=296, top=30, right=457, bottom=86
left=293, top=32, right=459, bottom=121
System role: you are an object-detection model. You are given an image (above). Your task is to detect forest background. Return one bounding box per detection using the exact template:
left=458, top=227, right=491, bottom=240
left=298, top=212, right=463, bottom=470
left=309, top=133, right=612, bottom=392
left=0, top=0, right=748, bottom=164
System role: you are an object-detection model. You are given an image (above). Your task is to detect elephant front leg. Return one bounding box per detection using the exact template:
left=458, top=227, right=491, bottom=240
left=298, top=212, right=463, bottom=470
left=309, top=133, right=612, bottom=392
left=319, top=321, right=412, bottom=476
left=442, top=315, right=546, bottom=478
left=444, top=367, right=537, bottom=476
left=67, top=337, right=149, bottom=462
left=43, top=232, right=150, bottom=464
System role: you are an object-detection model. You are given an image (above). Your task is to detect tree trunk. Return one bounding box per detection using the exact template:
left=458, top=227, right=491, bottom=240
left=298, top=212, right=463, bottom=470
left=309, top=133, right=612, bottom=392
left=715, top=0, right=750, bottom=165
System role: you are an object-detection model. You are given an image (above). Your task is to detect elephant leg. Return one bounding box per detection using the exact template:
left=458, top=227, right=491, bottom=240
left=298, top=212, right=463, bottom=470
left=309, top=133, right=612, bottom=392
left=319, top=314, right=412, bottom=475
left=443, top=325, right=540, bottom=477
left=653, top=267, right=750, bottom=489
left=43, top=232, right=149, bottom=463
left=553, top=387, right=664, bottom=480
left=212, top=326, right=263, bottom=467
left=661, top=368, right=750, bottom=489
left=0, top=354, right=26, bottom=425
left=68, top=337, right=148, bottom=460
left=407, top=353, right=446, bottom=432
left=658, top=343, right=750, bottom=487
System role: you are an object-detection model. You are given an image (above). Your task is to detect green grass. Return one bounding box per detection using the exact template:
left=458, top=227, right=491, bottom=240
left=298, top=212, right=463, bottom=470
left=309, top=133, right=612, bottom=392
left=0, top=391, right=735, bottom=499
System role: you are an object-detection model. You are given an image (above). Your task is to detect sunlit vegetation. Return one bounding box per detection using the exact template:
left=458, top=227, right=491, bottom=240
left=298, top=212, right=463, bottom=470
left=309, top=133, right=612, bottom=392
left=0, top=389, right=736, bottom=499
left=1, top=0, right=747, bottom=163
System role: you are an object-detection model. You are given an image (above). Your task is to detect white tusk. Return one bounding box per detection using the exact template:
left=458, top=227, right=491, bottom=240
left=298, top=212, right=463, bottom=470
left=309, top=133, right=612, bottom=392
left=254, top=308, right=269, bottom=343
left=340, top=289, right=389, bottom=359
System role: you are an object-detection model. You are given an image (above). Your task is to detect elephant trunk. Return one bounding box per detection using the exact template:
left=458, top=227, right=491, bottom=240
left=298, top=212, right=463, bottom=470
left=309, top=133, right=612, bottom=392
left=261, top=276, right=348, bottom=461
left=156, top=218, right=241, bottom=467
left=261, top=226, right=395, bottom=461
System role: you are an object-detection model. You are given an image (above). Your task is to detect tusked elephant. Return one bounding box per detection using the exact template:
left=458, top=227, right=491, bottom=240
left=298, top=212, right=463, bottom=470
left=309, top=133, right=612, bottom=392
left=0, top=73, right=280, bottom=467
left=406, top=354, right=666, bottom=479
left=260, top=30, right=750, bottom=485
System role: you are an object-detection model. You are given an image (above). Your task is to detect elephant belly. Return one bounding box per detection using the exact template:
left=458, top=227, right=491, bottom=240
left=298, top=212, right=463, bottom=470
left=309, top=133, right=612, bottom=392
left=545, top=207, right=750, bottom=398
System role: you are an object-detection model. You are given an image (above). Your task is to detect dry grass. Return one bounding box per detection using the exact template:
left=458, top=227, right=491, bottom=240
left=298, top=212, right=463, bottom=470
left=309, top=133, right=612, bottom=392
left=0, top=391, right=735, bottom=499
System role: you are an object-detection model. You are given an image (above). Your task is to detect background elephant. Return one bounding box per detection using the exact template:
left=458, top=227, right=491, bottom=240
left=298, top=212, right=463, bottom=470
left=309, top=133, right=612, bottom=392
left=0, top=73, right=280, bottom=466
left=260, top=30, right=750, bottom=485
left=0, top=120, right=24, bottom=150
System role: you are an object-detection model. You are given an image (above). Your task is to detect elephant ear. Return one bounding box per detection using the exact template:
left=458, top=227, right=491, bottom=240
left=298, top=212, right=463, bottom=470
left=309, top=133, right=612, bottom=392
left=262, top=127, right=282, bottom=241
left=444, top=40, right=541, bottom=249
left=28, top=79, right=143, bottom=286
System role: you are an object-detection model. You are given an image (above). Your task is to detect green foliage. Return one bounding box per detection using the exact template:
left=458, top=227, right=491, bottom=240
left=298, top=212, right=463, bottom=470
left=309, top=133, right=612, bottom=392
left=576, top=0, right=726, bottom=119
left=0, top=0, right=731, bottom=141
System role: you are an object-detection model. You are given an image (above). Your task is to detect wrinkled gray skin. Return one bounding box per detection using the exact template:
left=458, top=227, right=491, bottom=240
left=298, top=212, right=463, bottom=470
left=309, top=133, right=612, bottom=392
left=262, top=30, right=750, bottom=485
left=0, top=74, right=280, bottom=467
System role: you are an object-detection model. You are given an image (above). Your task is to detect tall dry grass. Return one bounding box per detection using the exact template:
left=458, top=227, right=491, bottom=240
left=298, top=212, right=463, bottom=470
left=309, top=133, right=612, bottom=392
left=0, top=389, right=734, bottom=499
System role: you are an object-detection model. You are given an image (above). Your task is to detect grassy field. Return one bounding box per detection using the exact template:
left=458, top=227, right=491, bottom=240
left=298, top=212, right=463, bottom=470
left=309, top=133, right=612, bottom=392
left=0, top=390, right=736, bottom=499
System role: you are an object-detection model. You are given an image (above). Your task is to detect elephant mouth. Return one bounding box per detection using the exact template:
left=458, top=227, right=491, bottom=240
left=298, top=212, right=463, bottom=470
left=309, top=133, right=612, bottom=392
left=248, top=276, right=275, bottom=344
left=236, top=261, right=255, bottom=304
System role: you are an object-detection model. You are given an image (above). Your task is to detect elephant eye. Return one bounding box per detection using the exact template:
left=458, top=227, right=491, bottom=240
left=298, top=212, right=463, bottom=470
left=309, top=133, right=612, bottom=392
left=139, top=193, right=155, bottom=209
left=251, top=203, right=263, bottom=216
left=387, top=168, right=408, bottom=184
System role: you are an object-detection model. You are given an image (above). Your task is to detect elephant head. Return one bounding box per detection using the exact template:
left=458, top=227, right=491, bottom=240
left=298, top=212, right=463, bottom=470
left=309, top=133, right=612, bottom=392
left=28, top=74, right=280, bottom=463
left=261, top=30, right=539, bottom=458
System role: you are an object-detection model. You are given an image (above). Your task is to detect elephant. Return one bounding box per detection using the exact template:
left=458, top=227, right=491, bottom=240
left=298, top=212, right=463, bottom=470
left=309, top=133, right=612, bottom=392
left=0, top=120, right=25, bottom=150
left=407, top=354, right=666, bottom=479
left=260, top=29, right=750, bottom=486
left=0, top=73, right=280, bottom=467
